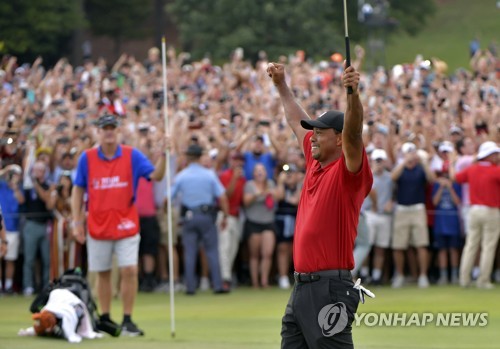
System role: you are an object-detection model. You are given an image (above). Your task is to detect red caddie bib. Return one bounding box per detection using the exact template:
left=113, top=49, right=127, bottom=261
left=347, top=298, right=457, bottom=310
left=86, top=145, right=139, bottom=240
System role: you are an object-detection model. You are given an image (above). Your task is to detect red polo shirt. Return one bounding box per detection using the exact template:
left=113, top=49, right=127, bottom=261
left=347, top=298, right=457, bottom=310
left=293, top=132, right=373, bottom=272
left=219, top=168, right=246, bottom=217
left=455, top=162, right=500, bottom=208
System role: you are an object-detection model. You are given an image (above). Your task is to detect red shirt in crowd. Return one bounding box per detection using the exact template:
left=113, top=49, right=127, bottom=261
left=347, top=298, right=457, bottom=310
left=136, top=178, right=156, bottom=217
left=293, top=132, right=373, bottom=272
left=455, top=161, right=500, bottom=208
left=219, top=168, right=246, bottom=217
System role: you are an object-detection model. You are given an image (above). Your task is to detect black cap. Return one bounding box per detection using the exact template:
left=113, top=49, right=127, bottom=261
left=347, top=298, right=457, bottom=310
left=300, top=110, right=344, bottom=132
left=185, top=144, right=203, bottom=157
left=97, top=114, right=119, bottom=128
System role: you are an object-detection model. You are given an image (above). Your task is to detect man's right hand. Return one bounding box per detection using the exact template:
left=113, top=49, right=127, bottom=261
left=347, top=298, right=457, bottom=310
left=72, top=224, right=86, bottom=244
left=267, top=63, right=286, bottom=86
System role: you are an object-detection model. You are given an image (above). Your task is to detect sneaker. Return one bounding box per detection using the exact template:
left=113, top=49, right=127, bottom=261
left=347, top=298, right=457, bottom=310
left=459, top=278, right=471, bottom=288
left=494, top=270, right=500, bottom=283
left=222, top=280, right=232, bottom=291
left=174, top=282, right=186, bottom=293
left=23, top=287, right=34, bottom=297
left=278, top=276, right=291, bottom=290
left=214, top=288, right=230, bottom=295
left=418, top=275, right=429, bottom=288
left=477, top=282, right=495, bottom=290
left=121, top=321, right=144, bottom=337
left=97, top=318, right=122, bottom=337
left=199, top=277, right=210, bottom=291
left=139, top=279, right=156, bottom=293
left=154, top=281, right=170, bottom=293
left=391, top=275, right=404, bottom=288
left=436, top=276, right=448, bottom=286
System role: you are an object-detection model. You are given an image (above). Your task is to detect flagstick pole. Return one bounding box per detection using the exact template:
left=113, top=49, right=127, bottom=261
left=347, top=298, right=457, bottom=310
left=161, top=36, right=176, bottom=338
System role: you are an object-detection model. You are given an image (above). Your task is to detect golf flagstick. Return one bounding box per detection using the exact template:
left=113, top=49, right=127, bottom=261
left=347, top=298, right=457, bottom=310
left=161, top=36, right=176, bottom=338
left=343, top=0, right=353, bottom=94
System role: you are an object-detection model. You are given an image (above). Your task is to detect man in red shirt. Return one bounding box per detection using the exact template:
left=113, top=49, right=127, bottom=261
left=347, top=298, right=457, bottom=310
left=453, top=141, right=500, bottom=289
left=268, top=62, right=372, bottom=348
left=218, top=151, right=246, bottom=288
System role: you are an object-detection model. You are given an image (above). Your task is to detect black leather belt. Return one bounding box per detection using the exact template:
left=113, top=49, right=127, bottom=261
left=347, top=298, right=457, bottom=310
left=293, top=269, right=352, bottom=283
left=181, top=204, right=215, bottom=217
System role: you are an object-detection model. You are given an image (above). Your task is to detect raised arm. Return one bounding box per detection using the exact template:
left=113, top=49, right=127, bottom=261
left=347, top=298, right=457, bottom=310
left=267, top=63, right=309, bottom=153
left=342, top=65, right=364, bottom=173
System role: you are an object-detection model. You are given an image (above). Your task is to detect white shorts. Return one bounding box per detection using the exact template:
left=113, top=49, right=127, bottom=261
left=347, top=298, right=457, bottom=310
left=365, top=212, right=392, bottom=248
left=86, top=234, right=140, bottom=272
left=3, top=232, right=20, bottom=261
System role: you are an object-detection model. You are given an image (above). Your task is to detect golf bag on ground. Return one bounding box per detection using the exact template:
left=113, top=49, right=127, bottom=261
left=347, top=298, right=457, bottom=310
left=29, top=268, right=120, bottom=337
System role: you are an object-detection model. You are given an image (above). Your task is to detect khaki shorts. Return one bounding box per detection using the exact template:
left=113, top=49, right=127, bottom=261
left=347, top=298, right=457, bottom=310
left=365, top=212, right=392, bottom=248
left=392, top=204, right=429, bottom=249
left=157, top=206, right=179, bottom=245
left=87, top=234, right=140, bottom=272
left=4, top=231, right=20, bottom=261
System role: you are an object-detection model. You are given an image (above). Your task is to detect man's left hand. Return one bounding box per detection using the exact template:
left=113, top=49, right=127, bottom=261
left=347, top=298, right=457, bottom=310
left=342, top=63, right=360, bottom=94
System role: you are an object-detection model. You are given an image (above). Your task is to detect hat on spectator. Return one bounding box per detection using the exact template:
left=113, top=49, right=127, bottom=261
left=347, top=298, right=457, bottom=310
left=375, top=124, right=389, bottom=135
left=449, top=125, right=463, bottom=135
left=371, top=149, right=388, bottom=161
left=401, top=142, right=417, bottom=154
left=231, top=151, right=245, bottom=161
left=185, top=144, right=203, bottom=157
left=35, top=147, right=52, bottom=157
left=438, top=141, right=454, bottom=153
left=97, top=114, right=119, bottom=128
left=477, top=141, right=500, bottom=160
left=330, top=53, right=343, bottom=63
left=300, top=110, right=344, bottom=132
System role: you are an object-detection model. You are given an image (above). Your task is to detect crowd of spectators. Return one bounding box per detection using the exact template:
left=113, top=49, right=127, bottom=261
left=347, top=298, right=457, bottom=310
left=0, top=42, right=498, bottom=296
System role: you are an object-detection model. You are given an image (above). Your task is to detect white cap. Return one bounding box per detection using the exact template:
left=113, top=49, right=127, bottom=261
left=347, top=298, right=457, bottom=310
left=401, top=142, right=417, bottom=154
left=477, top=141, right=500, bottom=160
left=137, top=122, right=150, bottom=130
left=371, top=149, right=388, bottom=161
left=449, top=125, right=463, bottom=135
left=438, top=141, right=454, bottom=153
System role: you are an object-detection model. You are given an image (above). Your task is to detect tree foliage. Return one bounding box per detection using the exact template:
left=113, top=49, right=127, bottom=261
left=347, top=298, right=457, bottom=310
left=0, top=0, right=83, bottom=63
left=85, top=0, right=151, bottom=55
left=389, top=0, right=437, bottom=37
left=167, top=0, right=345, bottom=62
left=167, top=0, right=436, bottom=62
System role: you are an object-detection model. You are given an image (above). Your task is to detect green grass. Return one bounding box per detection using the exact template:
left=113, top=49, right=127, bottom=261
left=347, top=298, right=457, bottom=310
left=384, top=0, right=499, bottom=72
left=1, top=285, right=499, bottom=349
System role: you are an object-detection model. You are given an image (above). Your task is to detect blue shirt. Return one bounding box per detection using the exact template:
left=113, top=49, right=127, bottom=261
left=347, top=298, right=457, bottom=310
left=0, top=180, right=20, bottom=231
left=74, top=145, right=155, bottom=200
left=396, top=164, right=427, bottom=205
left=243, top=151, right=276, bottom=180
left=432, top=182, right=462, bottom=235
left=171, top=163, right=225, bottom=208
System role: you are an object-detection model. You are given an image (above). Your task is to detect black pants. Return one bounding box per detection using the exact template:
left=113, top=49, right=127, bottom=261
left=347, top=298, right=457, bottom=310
left=281, top=270, right=360, bottom=349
